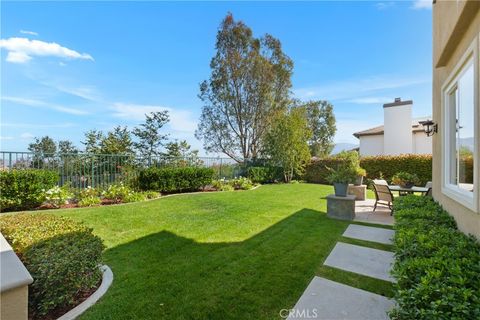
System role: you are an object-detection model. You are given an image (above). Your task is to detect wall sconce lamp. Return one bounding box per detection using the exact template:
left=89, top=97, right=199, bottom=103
left=419, top=119, right=438, bottom=137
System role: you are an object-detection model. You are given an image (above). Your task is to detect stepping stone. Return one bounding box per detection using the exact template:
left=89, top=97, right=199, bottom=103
left=343, top=224, right=395, bottom=245
left=323, top=242, right=395, bottom=282
left=288, top=276, right=395, bottom=320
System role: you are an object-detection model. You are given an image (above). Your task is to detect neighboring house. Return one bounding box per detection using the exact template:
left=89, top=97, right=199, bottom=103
left=433, top=0, right=479, bottom=239
left=353, top=98, right=432, bottom=156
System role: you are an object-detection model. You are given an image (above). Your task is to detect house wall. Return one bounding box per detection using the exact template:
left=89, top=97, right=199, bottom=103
left=359, top=135, right=384, bottom=156
left=412, top=131, right=432, bottom=154
left=433, top=0, right=480, bottom=239
left=383, top=104, right=413, bottom=155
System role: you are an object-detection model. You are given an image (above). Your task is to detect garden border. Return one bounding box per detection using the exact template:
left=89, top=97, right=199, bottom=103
left=56, top=265, right=113, bottom=320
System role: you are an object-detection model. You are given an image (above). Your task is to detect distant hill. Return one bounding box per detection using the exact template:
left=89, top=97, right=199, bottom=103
left=331, top=143, right=359, bottom=155
left=460, top=137, right=474, bottom=151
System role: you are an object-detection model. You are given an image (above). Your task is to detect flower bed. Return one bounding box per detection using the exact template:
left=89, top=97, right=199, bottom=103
left=390, top=196, right=480, bottom=319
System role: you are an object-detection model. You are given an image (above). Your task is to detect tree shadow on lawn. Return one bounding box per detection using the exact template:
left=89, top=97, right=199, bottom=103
left=81, top=208, right=389, bottom=320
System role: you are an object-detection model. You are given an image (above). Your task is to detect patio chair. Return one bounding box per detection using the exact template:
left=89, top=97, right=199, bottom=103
left=373, top=182, right=394, bottom=215
left=373, top=179, right=388, bottom=185
left=425, top=181, right=432, bottom=197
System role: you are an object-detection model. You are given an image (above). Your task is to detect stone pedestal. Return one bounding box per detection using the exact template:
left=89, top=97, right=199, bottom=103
left=326, top=194, right=356, bottom=220
left=348, top=184, right=367, bottom=201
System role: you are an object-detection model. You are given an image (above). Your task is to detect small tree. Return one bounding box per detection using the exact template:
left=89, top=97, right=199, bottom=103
left=100, top=126, right=133, bottom=154
left=58, top=140, right=79, bottom=154
left=163, top=140, right=201, bottom=167
left=132, top=111, right=169, bottom=160
left=301, top=100, right=336, bottom=157
left=264, top=107, right=312, bottom=182
left=82, top=130, right=104, bottom=154
left=28, top=136, right=57, bottom=156
left=28, top=136, right=57, bottom=168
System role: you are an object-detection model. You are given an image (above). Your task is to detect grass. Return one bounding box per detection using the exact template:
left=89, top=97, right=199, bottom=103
left=46, top=183, right=392, bottom=319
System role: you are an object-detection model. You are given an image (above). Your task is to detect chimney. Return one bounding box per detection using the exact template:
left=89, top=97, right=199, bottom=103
left=383, top=98, right=413, bottom=155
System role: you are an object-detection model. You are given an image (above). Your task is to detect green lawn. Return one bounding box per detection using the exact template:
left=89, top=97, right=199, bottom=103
left=51, top=183, right=391, bottom=319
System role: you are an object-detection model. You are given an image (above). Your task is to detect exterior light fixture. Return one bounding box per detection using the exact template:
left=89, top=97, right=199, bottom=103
left=419, top=119, right=438, bottom=137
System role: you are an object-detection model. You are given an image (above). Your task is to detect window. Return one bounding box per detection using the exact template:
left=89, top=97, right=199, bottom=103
left=442, top=41, right=478, bottom=211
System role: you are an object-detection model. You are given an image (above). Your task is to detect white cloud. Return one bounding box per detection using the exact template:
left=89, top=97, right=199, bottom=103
left=20, top=132, right=35, bottom=139
left=2, top=96, right=89, bottom=115
left=6, top=51, right=32, bottom=63
left=294, top=74, right=430, bottom=102
left=0, top=37, right=93, bottom=64
left=0, top=136, right=14, bottom=140
left=412, top=0, right=432, bottom=10
left=376, top=2, right=395, bottom=10
left=20, top=30, right=38, bottom=36
left=2, top=122, right=76, bottom=128
left=111, top=103, right=198, bottom=133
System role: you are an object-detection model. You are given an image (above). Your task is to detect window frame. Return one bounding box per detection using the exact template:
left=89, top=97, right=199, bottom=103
left=441, top=36, right=479, bottom=212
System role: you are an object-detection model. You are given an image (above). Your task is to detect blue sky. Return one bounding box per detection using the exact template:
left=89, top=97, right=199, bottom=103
left=1, top=1, right=432, bottom=155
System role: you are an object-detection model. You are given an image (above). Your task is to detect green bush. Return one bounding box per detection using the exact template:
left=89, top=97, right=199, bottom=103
left=246, top=166, right=282, bottom=183
left=0, top=169, right=58, bottom=211
left=0, top=214, right=104, bottom=318
left=138, top=166, right=214, bottom=193
left=43, top=185, right=74, bottom=208
left=102, top=183, right=132, bottom=203
left=304, top=154, right=434, bottom=186
left=390, top=196, right=480, bottom=320
left=212, top=179, right=235, bottom=191
left=361, top=154, right=432, bottom=186
left=77, top=186, right=101, bottom=207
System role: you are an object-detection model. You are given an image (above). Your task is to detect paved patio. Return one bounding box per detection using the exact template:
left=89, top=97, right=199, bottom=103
left=354, top=199, right=394, bottom=226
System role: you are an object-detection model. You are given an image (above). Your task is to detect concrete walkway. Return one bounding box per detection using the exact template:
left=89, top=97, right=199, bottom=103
left=354, top=199, right=394, bottom=226
left=324, top=242, right=395, bottom=282
left=288, top=277, right=395, bottom=320
left=289, top=223, right=396, bottom=319
left=342, top=224, right=395, bottom=245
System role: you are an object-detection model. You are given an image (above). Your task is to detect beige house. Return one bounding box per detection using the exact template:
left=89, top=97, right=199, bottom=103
left=433, top=0, right=480, bottom=238
left=353, top=98, right=432, bottom=156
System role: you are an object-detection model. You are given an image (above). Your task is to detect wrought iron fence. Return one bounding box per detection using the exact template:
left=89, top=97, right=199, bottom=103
left=0, top=151, right=245, bottom=189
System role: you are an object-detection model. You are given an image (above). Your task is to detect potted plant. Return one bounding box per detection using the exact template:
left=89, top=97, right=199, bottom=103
left=391, top=172, right=420, bottom=188
left=326, top=166, right=357, bottom=197
left=354, top=167, right=366, bottom=186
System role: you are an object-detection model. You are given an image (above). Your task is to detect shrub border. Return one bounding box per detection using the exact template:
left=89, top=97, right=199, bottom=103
left=56, top=265, right=113, bottom=320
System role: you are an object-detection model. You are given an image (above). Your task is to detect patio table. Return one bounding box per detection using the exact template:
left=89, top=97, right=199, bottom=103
left=388, top=185, right=429, bottom=195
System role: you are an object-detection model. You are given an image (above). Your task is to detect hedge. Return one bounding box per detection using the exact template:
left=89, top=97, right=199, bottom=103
left=138, top=166, right=215, bottom=193
left=390, top=196, right=480, bottom=319
left=246, top=166, right=283, bottom=183
left=0, top=214, right=104, bottom=318
left=304, top=154, right=434, bottom=186
left=0, top=169, right=59, bottom=212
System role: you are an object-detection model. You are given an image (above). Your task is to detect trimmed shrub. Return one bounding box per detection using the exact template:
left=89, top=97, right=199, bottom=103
left=0, top=214, right=104, bottom=318
left=304, top=157, right=345, bottom=184
left=361, top=154, right=432, bottom=186
left=0, top=169, right=58, bottom=211
left=138, top=166, right=214, bottom=193
left=246, top=166, right=282, bottom=183
left=304, top=154, right=434, bottom=186
left=390, top=196, right=480, bottom=320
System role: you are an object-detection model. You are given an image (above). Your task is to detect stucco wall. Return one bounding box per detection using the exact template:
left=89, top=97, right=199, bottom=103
left=383, top=104, right=413, bottom=155
left=1, top=286, right=29, bottom=320
left=433, top=0, right=480, bottom=239
left=359, top=135, right=384, bottom=156
left=412, top=131, right=432, bottom=154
